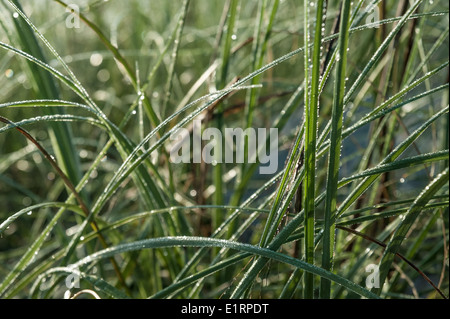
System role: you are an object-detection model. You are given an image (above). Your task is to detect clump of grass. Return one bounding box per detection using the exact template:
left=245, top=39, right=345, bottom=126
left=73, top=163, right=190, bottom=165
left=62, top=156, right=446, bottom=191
left=0, top=0, right=448, bottom=299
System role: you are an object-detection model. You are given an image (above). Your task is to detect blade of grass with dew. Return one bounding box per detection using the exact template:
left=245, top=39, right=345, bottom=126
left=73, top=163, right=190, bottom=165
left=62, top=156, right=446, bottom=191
left=337, top=202, right=449, bottom=227
left=335, top=224, right=448, bottom=299
left=0, top=99, right=95, bottom=112
left=0, top=115, right=104, bottom=134
left=303, top=0, right=325, bottom=299
left=0, top=203, right=83, bottom=235
left=339, top=195, right=449, bottom=219
left=320, top=0, right=352, bottom=299
left=66, top=236, right=380, bottom=299
left=337, top=151, right=449, bottom=188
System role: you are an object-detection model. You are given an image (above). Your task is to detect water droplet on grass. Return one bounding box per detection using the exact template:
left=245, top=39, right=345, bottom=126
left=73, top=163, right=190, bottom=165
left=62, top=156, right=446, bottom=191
left=5, top=69, right=14, bottom=78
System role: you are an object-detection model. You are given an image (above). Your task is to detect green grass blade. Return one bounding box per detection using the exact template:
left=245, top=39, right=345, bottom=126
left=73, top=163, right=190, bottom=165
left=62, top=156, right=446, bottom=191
left=338, top=151, right=449, bottom=187
left=67, top=236, right=380, bottom=299
left=303, top=0, right=325, bottom=299
left=321, top=0, right=352, bottom=299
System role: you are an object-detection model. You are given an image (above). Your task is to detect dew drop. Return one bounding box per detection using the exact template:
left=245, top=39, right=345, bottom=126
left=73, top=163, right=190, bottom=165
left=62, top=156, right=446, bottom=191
left=5, top=69, right=14, bottom=78
left=79, top=150, right=88, bottom=159
left=90, top=53, right=103, bottom=67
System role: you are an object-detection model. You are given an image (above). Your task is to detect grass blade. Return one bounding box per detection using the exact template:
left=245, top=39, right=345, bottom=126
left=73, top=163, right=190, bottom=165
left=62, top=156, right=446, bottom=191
left=320, top=0, right=352, bottom=299
left=303, top=0, right=325, bottom=299
left=68, top=236, right=380, bottom=299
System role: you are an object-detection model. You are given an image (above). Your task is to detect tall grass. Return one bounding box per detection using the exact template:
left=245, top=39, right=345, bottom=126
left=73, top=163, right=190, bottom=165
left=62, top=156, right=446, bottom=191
left=0, top=0, right=448, bottom=299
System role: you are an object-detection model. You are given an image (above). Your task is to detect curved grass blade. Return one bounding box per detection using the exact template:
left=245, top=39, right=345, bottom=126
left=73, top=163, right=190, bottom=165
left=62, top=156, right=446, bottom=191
left=0, top=115, right=104, bottom=134
left=67, top=236, right=380, bottom=299
left=337, top=201, right=449, bottom=227
left=0, top=202, right=83, bottom=235
left=338, top=150, right=449, bottom=187
left=0, top=99, right=95, bottom=113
